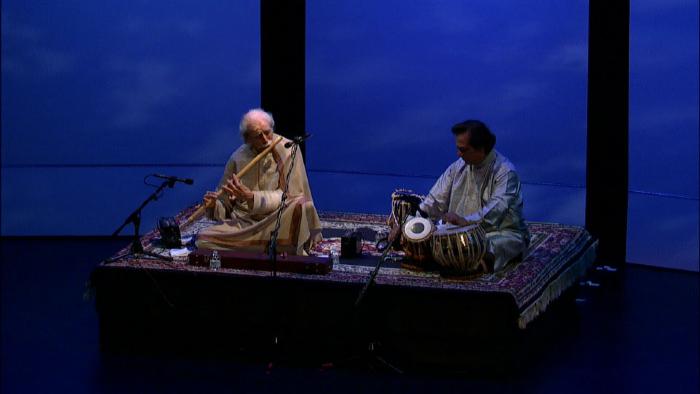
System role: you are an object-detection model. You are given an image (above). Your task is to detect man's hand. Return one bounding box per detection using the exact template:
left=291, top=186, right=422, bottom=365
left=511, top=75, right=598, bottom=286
left=203, top=191, right=218, bottom=207
left=442, top=212, right=469, bottom=226
left=222, top=175, right=254, bottom=206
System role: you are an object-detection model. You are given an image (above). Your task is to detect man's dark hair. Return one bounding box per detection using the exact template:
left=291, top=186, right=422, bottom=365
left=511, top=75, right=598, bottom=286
left=451, top=119, right=496, bottom=154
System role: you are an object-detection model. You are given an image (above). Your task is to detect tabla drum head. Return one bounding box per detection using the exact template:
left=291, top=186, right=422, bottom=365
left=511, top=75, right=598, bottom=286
left=402, top=216, right=434, bottom=242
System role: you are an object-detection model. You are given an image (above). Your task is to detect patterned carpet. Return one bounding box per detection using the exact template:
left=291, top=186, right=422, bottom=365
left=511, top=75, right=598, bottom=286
left=104, top=206, right=597, bottom=328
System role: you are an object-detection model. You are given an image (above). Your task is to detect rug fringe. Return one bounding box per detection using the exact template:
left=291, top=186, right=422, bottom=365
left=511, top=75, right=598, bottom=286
left=518, top=240, right=598, bottom=329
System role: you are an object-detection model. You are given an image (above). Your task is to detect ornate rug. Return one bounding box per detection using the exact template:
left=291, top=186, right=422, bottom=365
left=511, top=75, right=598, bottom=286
left=104, top=205, right=597, bottom=328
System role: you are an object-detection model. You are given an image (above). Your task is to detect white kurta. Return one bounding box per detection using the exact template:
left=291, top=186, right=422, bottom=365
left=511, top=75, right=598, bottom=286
left=419, top=150, right=530, bottom=271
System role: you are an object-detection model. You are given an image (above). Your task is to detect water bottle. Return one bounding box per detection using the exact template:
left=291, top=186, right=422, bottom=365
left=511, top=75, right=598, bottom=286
left=210, top=250, right=221, bottom=270
left=330, top=247, right=340, bottom=265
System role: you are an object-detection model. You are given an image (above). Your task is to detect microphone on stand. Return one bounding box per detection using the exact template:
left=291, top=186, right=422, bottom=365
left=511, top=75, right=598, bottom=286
left=284, top=133, right=313, bottom=148
left=152, top=174, right=194, bottom=185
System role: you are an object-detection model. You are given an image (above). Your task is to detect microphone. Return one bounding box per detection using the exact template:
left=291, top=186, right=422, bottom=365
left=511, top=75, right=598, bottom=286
left=284, top=133, right=313, bottom=148
left=152, top=174, right=194, bottom=185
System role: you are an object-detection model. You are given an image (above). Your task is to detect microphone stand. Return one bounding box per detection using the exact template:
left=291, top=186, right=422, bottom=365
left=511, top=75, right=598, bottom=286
left=355, top=208, right=425, bottom=307
left=354, top=226, right=401, bottom=308
left=265, top=138, right=301, bottom=373
left=335, top=217, right=405, bottom=373
left=269, top=139, right=301, bottom=277
left=106, top=178, right=175, bottom=263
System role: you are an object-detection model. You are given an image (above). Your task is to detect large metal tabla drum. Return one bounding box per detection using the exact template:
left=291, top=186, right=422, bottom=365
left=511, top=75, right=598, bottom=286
left=400, top=216, right=435, bottom=269
left=431, top=224, right=488, bottom=275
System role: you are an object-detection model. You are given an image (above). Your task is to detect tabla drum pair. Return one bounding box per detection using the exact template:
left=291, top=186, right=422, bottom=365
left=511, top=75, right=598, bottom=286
left=402, top=216, right=489, bottom=275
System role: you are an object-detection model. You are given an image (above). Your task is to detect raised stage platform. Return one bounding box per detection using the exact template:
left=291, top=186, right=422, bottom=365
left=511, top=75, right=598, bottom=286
left=90, top=207, right=597, bottom=369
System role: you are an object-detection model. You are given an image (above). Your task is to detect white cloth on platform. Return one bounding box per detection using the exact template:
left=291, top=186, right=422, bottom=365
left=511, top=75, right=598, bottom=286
left=419, top=150, right=530, bottom=271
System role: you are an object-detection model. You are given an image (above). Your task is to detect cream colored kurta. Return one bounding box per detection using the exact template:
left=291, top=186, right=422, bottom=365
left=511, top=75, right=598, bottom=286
left=195, top=134, right=322, bottom=255
left=419, top=150, right=530, bottom=271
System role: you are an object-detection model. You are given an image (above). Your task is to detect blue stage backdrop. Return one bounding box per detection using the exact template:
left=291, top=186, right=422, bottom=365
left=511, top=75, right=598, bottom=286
left=306, top=0, right=698, bottom=271
left=2, top=0, right=260, bottom=236
left=628, top=0, right=699, bottom=270
left=2, top=1, right=698, bottom=270
left=307, top=2, right=589, bottom=235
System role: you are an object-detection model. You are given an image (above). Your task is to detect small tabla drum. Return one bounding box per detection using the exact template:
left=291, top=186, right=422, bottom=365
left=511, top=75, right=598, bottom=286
left=388, top=189, right=424, bottom=250
left=388, top=189, right=423, bottom=228
left=400, top=216, right=435, bottom=270
left=431, top=223, right=489, bottom=276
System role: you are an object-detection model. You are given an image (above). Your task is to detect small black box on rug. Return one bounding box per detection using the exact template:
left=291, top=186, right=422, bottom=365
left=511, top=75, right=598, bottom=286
left=341, top=231, right=363, bottom=258
left=158, top=216, right=182, bottom=248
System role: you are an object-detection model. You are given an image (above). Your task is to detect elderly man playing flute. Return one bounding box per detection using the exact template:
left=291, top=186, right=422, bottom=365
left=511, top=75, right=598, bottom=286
left=195, top=108, right=322, bottom=255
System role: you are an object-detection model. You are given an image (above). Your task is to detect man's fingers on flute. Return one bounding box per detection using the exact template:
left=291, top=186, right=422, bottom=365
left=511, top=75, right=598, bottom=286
left=230, top=175, right=243, bottom=187
left=222, top=184, right=235, bottom=195
left=203, top=192, right=216, bottom=206
left=226, top=178, right=239, bottom=190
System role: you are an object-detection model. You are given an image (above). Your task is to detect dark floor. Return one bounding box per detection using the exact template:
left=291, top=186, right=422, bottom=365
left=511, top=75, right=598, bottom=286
left=1, top=238, right=698, bottom=393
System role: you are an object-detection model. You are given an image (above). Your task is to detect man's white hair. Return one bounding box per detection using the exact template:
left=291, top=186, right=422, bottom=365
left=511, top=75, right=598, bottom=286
left=239, top=108, right=275, bottom=141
